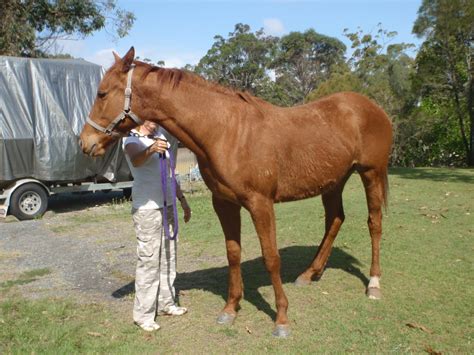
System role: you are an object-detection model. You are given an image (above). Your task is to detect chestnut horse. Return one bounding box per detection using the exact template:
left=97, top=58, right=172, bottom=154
left=79, top=48, right=392, bottom=337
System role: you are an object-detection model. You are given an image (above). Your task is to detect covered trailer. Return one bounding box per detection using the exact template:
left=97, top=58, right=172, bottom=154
left=0, top=56, right=132, bottom=220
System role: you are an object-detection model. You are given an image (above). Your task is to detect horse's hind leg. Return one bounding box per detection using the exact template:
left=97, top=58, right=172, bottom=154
left=212, top=195, right=243, bottom=324
left=295, top=184, right=345, bottom=285
left=359, top=168, right=387, bottom=300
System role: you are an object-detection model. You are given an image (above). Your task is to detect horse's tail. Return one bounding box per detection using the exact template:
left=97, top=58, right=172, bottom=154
left=381, top=167, right=389, bottom=211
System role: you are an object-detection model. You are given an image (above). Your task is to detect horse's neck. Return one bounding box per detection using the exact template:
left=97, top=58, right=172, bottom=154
left=147, top=80, right=243, bottom=160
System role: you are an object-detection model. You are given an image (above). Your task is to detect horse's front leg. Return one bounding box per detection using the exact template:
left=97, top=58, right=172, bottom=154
left=212, top=195, right=242, bottom=324
left=246, top=195, right=289, bottom=337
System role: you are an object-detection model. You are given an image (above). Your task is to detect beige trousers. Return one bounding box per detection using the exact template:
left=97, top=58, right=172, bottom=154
left=132, top=207, right=177, bottom=325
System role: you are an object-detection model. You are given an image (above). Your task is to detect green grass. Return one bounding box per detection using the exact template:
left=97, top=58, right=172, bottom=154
left=0, top=268, right=51, bottom=290
left=1, top=168, right=473, bottom=353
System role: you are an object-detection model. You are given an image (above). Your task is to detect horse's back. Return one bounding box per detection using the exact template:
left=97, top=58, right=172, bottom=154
left=303, top=92, right=392, bottom=166
left=265, top=92, right=391, bottom=202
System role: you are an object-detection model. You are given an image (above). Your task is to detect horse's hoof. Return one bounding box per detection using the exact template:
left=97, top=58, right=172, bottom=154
left=294, top=275, right=311, bottom=286
left=272, top=324, right=290, bottom=338
left=216, top=312, right=236, bottom=325
left=367, top=287, right=382, bottom=300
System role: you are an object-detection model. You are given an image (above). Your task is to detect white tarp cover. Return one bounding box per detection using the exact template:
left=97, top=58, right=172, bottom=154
left=0, top=56, right=131, bottom=183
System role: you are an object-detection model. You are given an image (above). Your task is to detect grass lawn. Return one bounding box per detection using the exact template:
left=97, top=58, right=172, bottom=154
left=1, top=167, right=473, bottom=353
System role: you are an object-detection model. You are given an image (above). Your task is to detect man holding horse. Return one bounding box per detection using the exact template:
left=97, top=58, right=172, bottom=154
left=123, top=120, right=191, bottom=332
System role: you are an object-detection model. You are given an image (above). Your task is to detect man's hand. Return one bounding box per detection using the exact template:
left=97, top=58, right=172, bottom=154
left=148, top=139, right=168, bottom=154
left=180, top=198, right=191, bottom=223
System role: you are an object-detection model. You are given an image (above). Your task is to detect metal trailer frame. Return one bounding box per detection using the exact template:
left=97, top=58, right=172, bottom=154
left=0, top=178, right=133, bottom=219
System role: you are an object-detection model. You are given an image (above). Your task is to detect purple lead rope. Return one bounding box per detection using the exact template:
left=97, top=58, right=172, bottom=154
left=159, top=150, right=179, bottom=240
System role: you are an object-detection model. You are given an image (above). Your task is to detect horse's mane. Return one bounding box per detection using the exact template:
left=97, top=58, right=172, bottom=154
left=135, top=60, right=267, bottom=107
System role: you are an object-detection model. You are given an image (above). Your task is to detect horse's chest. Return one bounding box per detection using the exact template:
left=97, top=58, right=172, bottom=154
left=198, top=163, right=240, bottom=202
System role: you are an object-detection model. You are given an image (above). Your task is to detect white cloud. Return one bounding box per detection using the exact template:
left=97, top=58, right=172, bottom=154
left=85, top=48, right=116, bottom=68
left=263, top=18, right=285, bottom=36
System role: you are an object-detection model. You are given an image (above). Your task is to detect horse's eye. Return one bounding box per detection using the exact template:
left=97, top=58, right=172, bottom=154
left=97, top=91, right=107, bottom=99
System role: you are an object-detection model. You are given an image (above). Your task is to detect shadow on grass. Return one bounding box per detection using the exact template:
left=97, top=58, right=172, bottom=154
left=390, top=167, right=474, bottom=183
left=47, top=191, right=128, bottom=214
left=112, top=245, right=367, bottom=321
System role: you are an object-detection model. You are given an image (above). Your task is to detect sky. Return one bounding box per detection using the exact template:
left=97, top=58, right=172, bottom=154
left=58, top=0, right=424, bottom=69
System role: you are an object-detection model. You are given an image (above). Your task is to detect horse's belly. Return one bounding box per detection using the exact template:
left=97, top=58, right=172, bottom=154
left=274, top=163, right=353, bottom=202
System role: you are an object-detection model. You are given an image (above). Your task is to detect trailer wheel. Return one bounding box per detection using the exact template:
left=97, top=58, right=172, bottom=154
left=10, top=183, right=49, bottom=220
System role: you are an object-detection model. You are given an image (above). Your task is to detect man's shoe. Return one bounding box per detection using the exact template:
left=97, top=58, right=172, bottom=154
left=135, top=321, right=161, bottom=332
left=161, top=305, right=188, bottom=316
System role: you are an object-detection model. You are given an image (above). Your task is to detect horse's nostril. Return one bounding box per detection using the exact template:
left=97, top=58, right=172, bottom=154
left=78, top=139, right=83, bottom=149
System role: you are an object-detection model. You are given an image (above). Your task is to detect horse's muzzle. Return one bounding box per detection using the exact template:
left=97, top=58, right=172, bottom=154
left=78, top=135, right=99, bottom=156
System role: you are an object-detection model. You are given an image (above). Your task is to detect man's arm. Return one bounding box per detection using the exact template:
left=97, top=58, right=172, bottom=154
left=124, top=139, right=168, bottom=167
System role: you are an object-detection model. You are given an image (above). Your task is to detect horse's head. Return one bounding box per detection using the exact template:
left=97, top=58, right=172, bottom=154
left=79, top=47, right=143, bottom=156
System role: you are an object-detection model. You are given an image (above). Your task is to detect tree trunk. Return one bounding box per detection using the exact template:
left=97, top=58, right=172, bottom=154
left=469, top=77, right=474, bottom=166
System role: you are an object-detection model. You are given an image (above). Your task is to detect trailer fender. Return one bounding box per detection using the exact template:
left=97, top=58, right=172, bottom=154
left=0, top=179, right=50, bottom=218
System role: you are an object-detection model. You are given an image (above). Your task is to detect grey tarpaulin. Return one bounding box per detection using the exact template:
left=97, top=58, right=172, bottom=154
left=0, top=56, right=131, bottom=183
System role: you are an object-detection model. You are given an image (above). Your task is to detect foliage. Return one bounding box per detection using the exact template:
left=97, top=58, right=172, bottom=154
left=412, top=0, right=474, bottom=166
left=272, top=29, right=346, bottom=105
left=194, top=23, right=278, bottom=100
left=194, top=24, right=346, bottom=106
left=342, top=25, right=416, bottom=114
left=305, top=63, right=362, bottom=102
left=0, top=0, right=135, bottom=57
left=393, top=99, right=466, bottom=166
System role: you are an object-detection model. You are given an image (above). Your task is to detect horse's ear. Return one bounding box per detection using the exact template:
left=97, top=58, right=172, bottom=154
left=121, top=46, right=135, bottom=72
left=112, top=51, right=121, bottom=64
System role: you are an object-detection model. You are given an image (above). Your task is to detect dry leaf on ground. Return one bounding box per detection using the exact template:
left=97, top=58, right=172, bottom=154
left=406, top=322, right=432, bottom=333
left=87, top=331, right=103, bottom=337
left=425, top=345, right=442, bottom=354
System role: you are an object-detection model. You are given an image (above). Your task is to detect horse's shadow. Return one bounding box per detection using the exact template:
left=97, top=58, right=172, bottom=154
left=112, top=245, right=368, bottom=320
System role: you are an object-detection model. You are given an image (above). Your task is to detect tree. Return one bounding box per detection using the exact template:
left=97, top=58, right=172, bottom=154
left=0, top=0, right=135, bottom=57
left=305, top=63, right=362, bottom=102
left=272, top=29, right=346, bottom=105
left=194, top=23, right=278, bottom=98
left=412, top=0, right=474, bottom=166
left=343, top=25, right=415, bottom=114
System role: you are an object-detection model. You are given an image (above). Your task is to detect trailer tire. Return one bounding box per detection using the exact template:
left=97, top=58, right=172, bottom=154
left=10, top=183, right=49, bottom=220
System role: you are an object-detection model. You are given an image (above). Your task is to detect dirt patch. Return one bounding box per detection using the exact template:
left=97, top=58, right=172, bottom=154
left=0, top=192, right=137, bottom=313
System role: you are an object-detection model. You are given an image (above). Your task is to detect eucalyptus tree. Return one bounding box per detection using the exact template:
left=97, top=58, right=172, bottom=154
left=0, top=0, right=135, bottom=57
left=412, top=0, right=474, bottom=166
left=195, top=23, right=278, bottom=99
left=272, top=29, right=346, bottom=105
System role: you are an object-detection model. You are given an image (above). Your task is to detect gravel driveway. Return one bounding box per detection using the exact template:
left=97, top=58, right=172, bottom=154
left=0, top=192, right=137, bottom=310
